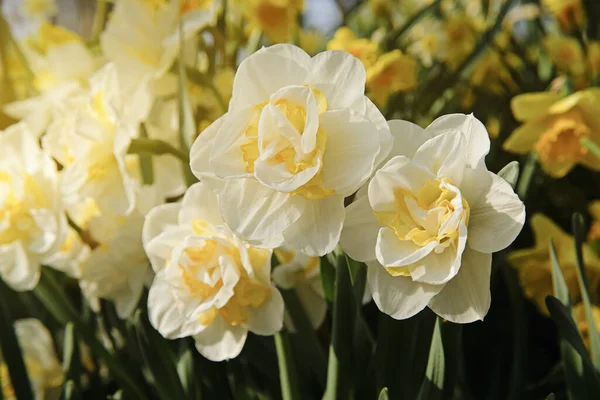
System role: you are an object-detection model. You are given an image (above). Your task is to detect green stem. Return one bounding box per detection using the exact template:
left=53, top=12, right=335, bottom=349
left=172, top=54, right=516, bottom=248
left=33, top=269, right=147, bottom=400
left=128, top=138, right=190, bottom=163
left=581, top=137, right=600, bottom=160
left=90, top=0, right=108, bottom=43
left=516, top=153, right=538, bottom=201
left=184, top=66, right=228, bottom=113
left=275, top=331, right=300, bottom=400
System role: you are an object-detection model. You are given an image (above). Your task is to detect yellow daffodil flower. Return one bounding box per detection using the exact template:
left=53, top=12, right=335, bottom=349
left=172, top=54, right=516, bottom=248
left=327, top=27, right=380, bottom=70
left=542, top=0, right=585, bottom=31
left=239, top=0, right=304, bottom=44
left=366, top=50, right=417, bottom=106
left=505, top=88, right=600, bottom=177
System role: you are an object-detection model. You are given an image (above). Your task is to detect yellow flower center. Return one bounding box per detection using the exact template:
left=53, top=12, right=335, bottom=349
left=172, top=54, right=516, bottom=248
left=0, top=172, right=46, bottom=245
left=534, top=111, right=590, bottom=163
left=180, top=0, right=215, bottom=13
left=182, top=220, right=272, bottom=327
left=274, top=248, right=319, bottom=280
left=240, top=86, right=335, bottom=200
left=375, top=178, right=470, bottom=277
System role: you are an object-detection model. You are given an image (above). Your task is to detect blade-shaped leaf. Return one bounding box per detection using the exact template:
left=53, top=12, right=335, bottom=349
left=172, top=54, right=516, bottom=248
left=498, top=161, right=520, bottom=189
left=62, top=323, right=80, bottom=384
left=320, top=254, right=335, bottom=303
left=572, top=213, right=600, bottom=370
left=275, top=331, right=300, bottom=400
left=61, top=380, right=81, bottom=400
left=416, top=318, right=445, bottom=400
left=378, top=387, right=389, bottom=400
left=549, top=239, right=570, bottom=307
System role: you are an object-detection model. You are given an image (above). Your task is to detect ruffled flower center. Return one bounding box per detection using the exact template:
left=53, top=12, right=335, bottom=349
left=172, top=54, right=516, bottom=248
left=534, top=111, right=590, bottom=163
left=376, top=178, right=470, bottom=277
left=274, top=248, right=319, bottom=281
left=178, top=219, right=272, bottom=327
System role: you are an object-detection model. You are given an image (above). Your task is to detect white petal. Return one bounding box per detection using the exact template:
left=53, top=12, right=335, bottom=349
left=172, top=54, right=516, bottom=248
left=425, top=113, right=490, bottom=170
left=190, top=114, right=226, bottom=181
left=386, top=119, right=431, bottom=162
left=231, top=48, right=308, bottom=110
left=143, top=203, right=180, bottom=262
left=376, top=228, right=437, bottom=267
left=245, top=287, right=284, bottom=335
left=368, top=156, right=434, bottom=212
left=193, top=315, right=248, bottom=361
left=368, top=261, right=442, bottom=320
left=148, top=272, right=202, bottom=339
left=180, top=182, right=223, bottom=226
left=467, top=172, right=526, bottom=254
left=340, top=195, right=380, bottom=263
left=282, top=195, right=345, bottom=257
left=320, top=109, right=380, bottom=195
left=0, top=242, right=40, bottom=291
left=427, top=247, right=492, bottom=323
left=412, top=130, right=467, bottom=185
left=145, top=228, right=192, bottom=272
left=307, top=50, right=366, bottom=110
left=220, top=179, right=304, bottom=246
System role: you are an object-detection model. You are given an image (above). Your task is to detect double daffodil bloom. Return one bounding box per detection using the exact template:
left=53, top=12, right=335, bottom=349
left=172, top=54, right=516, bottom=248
left=508, top=214, right=600, bottom=315
left=143, top=182, right=284, bottom=361
left=191, top=44, right=391, bottom=256
left=505, top=89, right=600, bottom=178
left=341, top=114, right=525, bottom=323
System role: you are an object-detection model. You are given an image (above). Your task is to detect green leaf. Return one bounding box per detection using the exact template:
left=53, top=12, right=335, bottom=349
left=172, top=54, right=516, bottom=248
left=546, top=296, right=600, bottom=398
left=61, top=380, right=81, bottom=400
left=378, top=387, right=389, bottom=400
left=544, top=394, right=555, bottom=400
left=134, top=311, right=187, bottom=400
left=549, top=239, right=570, bottom=307
left=497, top=161, right=520, bottom=189
left=323, top=251, right=355, bottom=400
left=138, top=124, right=154, bottom=185
left=416, top=318, right=444, bottom=400
left=177, top=342, right=200, bottom=400
left=275, top=331, right=300, bottom=400
left=320, top=254, right=335, bottom=303
left=62, top=323, right=80, bottom=384
left=107, top=390, right=124, bottom=400
left=33, top=269, right=148, bottom=400
left=0, top=279, right=34, bottom=400
left=128, top=138, right=190, bottom=163
left=279, top=288, right=327, bottom=387
left=572, top=213, right=600, bottom=370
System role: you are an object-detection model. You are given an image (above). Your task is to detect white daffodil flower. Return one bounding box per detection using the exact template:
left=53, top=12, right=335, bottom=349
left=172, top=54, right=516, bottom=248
left=191, top=44, right=392, bottom=256
left=0, top=319, right=64, bottom=400
left=0, top=123, right=66, bottom=291
left=273, top=246, right=327, bottom=331
left=340, top=114, right=526, bottom=323
left=143, top=182, right=284, bottom=361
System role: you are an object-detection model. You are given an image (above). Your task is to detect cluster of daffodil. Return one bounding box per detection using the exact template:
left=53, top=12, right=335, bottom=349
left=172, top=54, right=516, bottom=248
left=1, top=0, right=600, bottom=399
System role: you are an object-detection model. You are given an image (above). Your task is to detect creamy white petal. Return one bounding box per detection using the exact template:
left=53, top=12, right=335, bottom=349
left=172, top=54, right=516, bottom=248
left=190, top=114, right=226, bottom=181
left=320, top=109, right=380, bottom=195
left=0, top=242, right=39, bottom=291
left=143, top=203, right=181, bottom=266
left=368, top=261, right=443, bottom=320
left=340, top=195, right=380, bottom=263
left=412, top=130, right=467, bottom=185
left=282, top=195, right=345, bottom=257
left=245, top=287, right=284, bottom=335
left=467, top=172, right=526, bottom=254
left=425, top=113, right=490, bottom=171
left=376, top=228, right=437, bottom=267
left=180, top=182, right=223, bottom=227
left=193, top=315, right=248, bottom=362
left=386, top=119, right=431, bottom=162
left=427, top=248, right=492, bottom=323
left=220, top=179, right=304, bottom=246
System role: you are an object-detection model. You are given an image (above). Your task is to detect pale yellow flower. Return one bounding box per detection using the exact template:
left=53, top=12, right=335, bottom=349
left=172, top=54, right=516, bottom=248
left=443, top=13, right=479, bottom=70
left=588, top=41, right=600, bottom=80
left=470, top=50, right=519, bottom=95
left=504, top=89, right=600, bottom=177
left=407, top=18, right=448, bottom=67
left=327, top=27, right=380, bottom=69
left=366, top=50, right=417, bottom=105
left=240, top=0, right=304, bottom=43
left=544, top=35, right=586, bottom=76
left=542, top=0, right=585, bottom=31
left=299, top=28, right=326, bottom=55
left=508, top=214, right=600, bottom=315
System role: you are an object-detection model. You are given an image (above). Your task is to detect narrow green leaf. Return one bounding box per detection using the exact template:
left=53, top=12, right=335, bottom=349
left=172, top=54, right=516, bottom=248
left=497, top=161, right=520, bottom=189
left=138, top=124, right=154, bottom=185
left=275, top=331, right=300, bottom=400
left=546, top=296, right=600, bottom=398
left=61, top=380, right=80, bottom=400
left=581, top=137, right=600, bottom=160
left=128, top=138, right=190, bottom=163
left=107, top=390, right=124, bottom=400
left=177, top=342, right=200, bottom=400
left=134, top=311, right=187, bottom=400
left=0, top=280, right=34, bottom=400
left=62, top=323, right=80, bottom=384
left=544, top=394, right=556, bottom=400
left=33, top=269, right=147, bottom=400
left=280, top=289, right=327, bottom=387
left=323, top=251, right=355, bottom=400
left=549, top=239, right=570, bottom=307
left=416, top=318, right=445, bottom=400
left=320, top=254, right=335, bottom=303
left=378, top=387, right=389, bottom=400
left=572, top=213, right=600, bottom=370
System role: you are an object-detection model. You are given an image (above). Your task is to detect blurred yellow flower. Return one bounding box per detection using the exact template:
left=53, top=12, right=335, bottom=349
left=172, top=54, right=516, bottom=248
left=443, top=14, right=479, bottom=69
left=327, top=27, right=380, bottom=69
left=544, top=36, right=585, bottom=76
left=298, top=28, right=326, bottom=55
left=504, top=88, right=600, bottom=177
left=407, top=18, right=447, bottom=67
left=197, top=67, right=234, bottom=133
left=241, top=0, right=304, bottom=43
left=508, top=214, right=600, bottom=315
left=542, top=0, right=585, bottom=31
left=470, top=50, right=518, bottom=95
left=588, top=41, right=600, bottom=80
left=575, top=303, right=600, bottom=349
left=25, top=22, right=80, bottom=55
left=486, top=116, right=501, bottom=139
left=366, top=50, right=417, bottom=105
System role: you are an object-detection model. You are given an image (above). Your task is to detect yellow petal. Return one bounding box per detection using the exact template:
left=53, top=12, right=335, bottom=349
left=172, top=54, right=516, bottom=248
left=503, top=120, right=549, bottom=153
left=539, top=158, right=576, bottom=178
left=510, top=92, right=562, bottom=122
